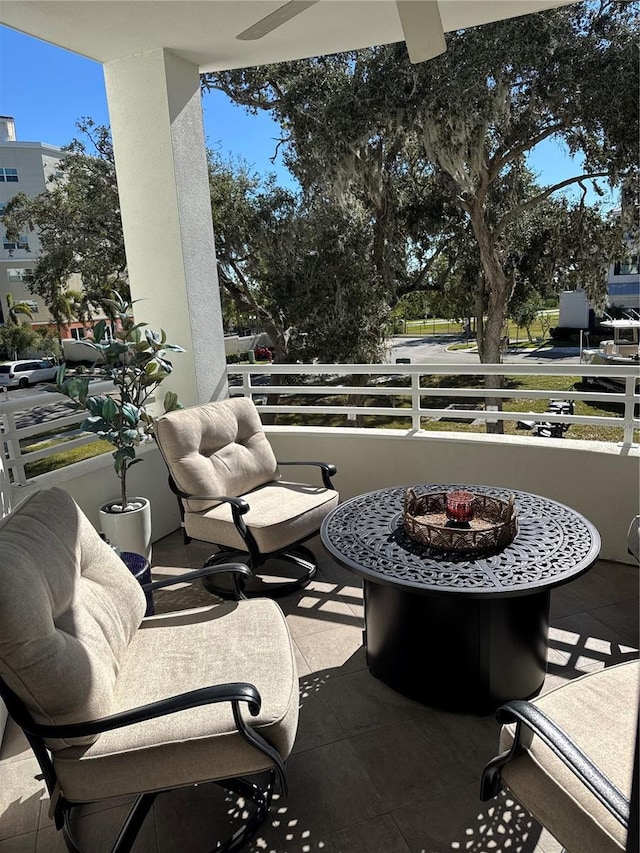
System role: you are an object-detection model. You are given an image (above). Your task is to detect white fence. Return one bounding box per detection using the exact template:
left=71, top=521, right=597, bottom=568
left=1, top=363, right=639, bottom=505
left=228, top=362, right=640, bottom=445
left=0, top=379, right=113, bottom=489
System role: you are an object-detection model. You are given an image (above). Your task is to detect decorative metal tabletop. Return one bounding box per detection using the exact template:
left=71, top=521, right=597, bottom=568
left=320, top=484, right=601, bottom=597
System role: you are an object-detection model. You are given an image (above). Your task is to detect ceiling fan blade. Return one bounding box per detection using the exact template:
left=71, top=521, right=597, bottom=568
left=396, top=1, right=446, bottom=63
left=237, top=0, right=320, bottom=41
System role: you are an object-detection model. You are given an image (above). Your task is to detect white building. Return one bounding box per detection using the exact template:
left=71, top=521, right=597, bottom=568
left=607, top=212, right=640, bottom=313
left=0, top=116, right=66, bottom=328
left=558, top=206, right=639, bottom=328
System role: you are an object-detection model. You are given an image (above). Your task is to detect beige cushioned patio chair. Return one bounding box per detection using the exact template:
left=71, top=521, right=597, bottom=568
left=481, top=518, right=640, bottom=853
left=154, top=397, right=339, bottom=598
left=0, top=487, right=299, bottom=853
left=481, top=660, right=639, bottom=853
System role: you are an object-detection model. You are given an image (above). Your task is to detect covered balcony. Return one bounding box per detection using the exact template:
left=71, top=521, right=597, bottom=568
left=0, top=2, right=638, bottom=851
left=1, top=364, right=638, bottom=851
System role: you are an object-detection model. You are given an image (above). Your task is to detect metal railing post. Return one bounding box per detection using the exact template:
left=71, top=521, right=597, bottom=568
left=411, top=372, right=421, bottom=431
left=1, top=409, right=27, bottom=486
left=623, top=375, right=637, bottom=445
left=242, top=371, right=253, bottom=399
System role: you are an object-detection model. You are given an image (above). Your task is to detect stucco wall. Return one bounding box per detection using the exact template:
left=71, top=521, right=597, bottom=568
left=13, top=443, right=180, bottom=543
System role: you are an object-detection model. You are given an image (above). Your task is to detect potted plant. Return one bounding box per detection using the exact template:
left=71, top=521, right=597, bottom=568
left=56, top=291, right=184, bottom=559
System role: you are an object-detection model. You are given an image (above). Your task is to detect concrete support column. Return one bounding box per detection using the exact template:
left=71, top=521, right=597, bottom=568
left=104, top=48, right=227, bottom=408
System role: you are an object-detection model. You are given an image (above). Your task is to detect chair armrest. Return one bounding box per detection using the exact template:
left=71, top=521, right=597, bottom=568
left=277, top=460, right=337, bottom=489
left=168, top=480, right=250, bottom=515
left=628, top=515, right=639, bottom=561
left=23, top=681, right=288, bottom=793
left=22, top=683, right=262, bottom=739
left=480, top=699, right=630, bottom=828
left=166, top=475, right=256, bottom=553
left=142, top=562, right=252, bottom=600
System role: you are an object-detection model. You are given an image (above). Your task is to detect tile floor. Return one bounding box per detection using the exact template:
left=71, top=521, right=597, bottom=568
left=0, top=532, right=637, bottom=853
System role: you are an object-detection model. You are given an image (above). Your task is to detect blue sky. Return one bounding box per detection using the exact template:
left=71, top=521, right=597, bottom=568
left=0, top=25, right=617, bottom=207
left=0, top=27, right=292, bottom=185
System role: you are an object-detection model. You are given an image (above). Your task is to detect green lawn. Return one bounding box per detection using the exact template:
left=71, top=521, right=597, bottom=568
left=22, top=430, right=112, bottom=478
left=403, top=313, right=560, bottom=343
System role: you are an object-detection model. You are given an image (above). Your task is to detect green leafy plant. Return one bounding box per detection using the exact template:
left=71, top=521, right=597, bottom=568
left=56, top=292, right=184, bottom=510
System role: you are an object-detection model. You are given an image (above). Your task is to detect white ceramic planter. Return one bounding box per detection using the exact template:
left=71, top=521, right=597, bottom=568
left=99, top=497, right=152, bottom=562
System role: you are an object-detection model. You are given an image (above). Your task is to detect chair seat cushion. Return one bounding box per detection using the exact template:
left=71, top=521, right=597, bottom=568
left=499, top=659, right=640, bottom=853
left=184, top=480, right=339, bottom=554
left=52, top=598, right=299, bottom=802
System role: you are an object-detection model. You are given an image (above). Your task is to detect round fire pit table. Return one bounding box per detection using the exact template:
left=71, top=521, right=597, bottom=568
left=320, top=484, right=601, bottom=713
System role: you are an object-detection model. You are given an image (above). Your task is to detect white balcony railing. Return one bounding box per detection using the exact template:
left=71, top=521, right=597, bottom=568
left=228, top=362, right=640, bottom=445
left=1, top=362, right=638, bottom=496
left=0, top=380, right=114, bottom=488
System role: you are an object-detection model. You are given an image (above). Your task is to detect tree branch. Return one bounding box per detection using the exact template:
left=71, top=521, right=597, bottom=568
left=270, top=136, right=290, bottom=164
left=494, top=172, right=610, bottom=236
left=409, top=241, right=451, bottom=292
left=490, top=122, right=566, bottom=179
left=200, top=74, right=282, bottom=112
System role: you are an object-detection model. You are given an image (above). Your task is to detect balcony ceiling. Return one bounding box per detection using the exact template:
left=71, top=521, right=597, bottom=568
left=0, top=0, right=576, bottom=71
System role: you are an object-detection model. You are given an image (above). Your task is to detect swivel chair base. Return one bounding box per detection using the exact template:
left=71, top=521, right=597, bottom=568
left=202, top=545, right=317, bottom=599
left=60, top=772, right=276, bottom=853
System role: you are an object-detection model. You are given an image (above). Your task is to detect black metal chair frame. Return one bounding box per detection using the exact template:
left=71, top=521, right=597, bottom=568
left=166, top=460, right=337, bottom=599
left=480, top=698, right=634, bottom=853
left=0, top=563, right=289, bottom=853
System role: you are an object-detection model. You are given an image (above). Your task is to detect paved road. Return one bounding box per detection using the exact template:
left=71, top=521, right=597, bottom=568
left=387, top=334, right=582, bottom=365
left=0, top=382, right=58, bottom=400
left=0, top=383, right=78, bottom=430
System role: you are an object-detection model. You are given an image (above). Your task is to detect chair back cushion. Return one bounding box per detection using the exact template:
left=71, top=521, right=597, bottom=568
left=154, top=397, right=280, bottom=512
left=0, top=487, right=146, bottom=746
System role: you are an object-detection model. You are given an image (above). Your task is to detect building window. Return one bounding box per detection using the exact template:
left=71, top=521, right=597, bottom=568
left=3, top=233, right=29, bottom=251
left=6, top=268, right=27, bottom=282
left=0, top=168, right=18, bottom=182
left=613, top=256, right=639, bottom=276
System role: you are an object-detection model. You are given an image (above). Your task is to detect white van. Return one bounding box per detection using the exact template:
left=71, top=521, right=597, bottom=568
left=0, top=358, right=59, bottom=389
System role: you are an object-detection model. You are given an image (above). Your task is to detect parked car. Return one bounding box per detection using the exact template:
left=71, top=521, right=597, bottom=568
left=0, top=358, right=59, bottom=389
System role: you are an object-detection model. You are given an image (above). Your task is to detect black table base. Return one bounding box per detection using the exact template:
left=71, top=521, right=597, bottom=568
left=363, top=581, right=549, bottom=713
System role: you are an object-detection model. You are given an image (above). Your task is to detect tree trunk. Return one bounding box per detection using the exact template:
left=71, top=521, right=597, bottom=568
left=469, top=203, right=512, bottom=435
left=345, top=374, right=371, bottom=427
left=120, top=465, right=127, bottom=510
left=253, top=318, right=285, bottom=426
